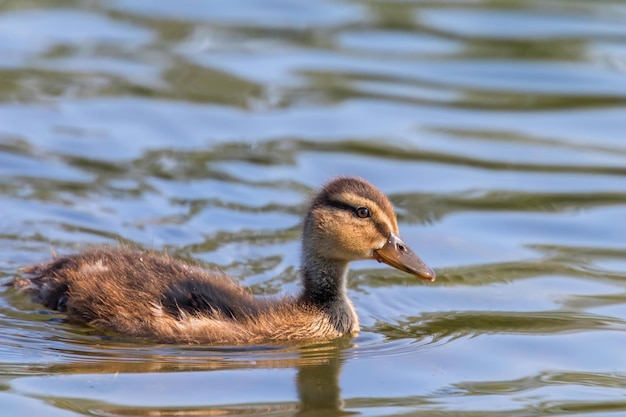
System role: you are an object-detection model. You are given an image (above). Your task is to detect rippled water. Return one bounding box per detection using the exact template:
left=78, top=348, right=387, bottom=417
left=1, top=0, right=626, bottom=416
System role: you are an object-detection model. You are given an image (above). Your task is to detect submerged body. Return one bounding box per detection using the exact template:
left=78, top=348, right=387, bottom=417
left=12, top=177, right=435, bottom=344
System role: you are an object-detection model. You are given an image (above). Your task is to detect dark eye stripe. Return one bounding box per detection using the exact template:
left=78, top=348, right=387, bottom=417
left=326, top=199, right=390, bottom=236
left=325, top=199, right=356, bottom=213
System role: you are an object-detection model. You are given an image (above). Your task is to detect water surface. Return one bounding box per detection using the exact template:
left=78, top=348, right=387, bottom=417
left=1, top=0, right=625, bottom=416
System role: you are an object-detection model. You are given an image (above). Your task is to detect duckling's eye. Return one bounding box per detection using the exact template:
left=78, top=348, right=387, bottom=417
left=355, top=207, right=370, bottom=218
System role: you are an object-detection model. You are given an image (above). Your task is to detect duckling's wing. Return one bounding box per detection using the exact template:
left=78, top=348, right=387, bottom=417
left=160, top=274, right=270, bottom=320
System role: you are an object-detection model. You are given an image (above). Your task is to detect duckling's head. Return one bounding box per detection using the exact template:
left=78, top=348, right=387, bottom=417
left=303, top=177, right=435, bottom=282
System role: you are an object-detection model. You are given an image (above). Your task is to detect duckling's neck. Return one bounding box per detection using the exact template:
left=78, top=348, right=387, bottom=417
left=299, top=253, right=358, bottom=333
left=300, top=257, right=348, bottom=304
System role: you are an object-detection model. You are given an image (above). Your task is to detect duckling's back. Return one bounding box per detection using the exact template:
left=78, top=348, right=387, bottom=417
left=13, top=247, right=272, bottom=341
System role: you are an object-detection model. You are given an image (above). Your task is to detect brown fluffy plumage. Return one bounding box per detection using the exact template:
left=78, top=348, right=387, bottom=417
left=12, top=177, right=435, bottom=345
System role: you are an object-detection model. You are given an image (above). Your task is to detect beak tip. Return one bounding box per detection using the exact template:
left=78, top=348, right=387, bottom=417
left=421, top=270, right=436, bottom=282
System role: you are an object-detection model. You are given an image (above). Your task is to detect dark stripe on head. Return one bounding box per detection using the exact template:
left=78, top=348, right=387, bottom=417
left=320, top=177, right=391, bottom=211
left=325, top=199, right=356, bottom=213
left=307, top=177, right=399, bottom=235
left=324, top=198, right=390, bottom=237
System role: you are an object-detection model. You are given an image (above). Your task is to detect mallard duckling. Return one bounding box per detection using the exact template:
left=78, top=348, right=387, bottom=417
left=12, top=177, right=435, bottom=344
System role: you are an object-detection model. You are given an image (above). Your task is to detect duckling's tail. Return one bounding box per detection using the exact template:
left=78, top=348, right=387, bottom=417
left=11, top=257, right=72, bottom=312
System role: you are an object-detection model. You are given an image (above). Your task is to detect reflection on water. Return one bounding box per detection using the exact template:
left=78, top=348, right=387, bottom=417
left=4, top=337, right=350, bottom=416
left=1, top=0, right=626, bottom=416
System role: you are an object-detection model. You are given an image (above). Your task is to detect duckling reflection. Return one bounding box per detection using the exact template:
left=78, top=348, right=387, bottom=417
left=295, top=346, right=351, bottom=417
left=12, top=177, right=435, bottom=344
left=34, top=340, right=353, bottom=417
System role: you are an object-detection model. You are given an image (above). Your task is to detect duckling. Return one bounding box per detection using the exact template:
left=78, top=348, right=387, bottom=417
left=12, top=177, right=435, bottom=344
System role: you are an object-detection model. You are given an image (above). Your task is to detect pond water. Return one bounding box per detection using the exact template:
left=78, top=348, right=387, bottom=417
left=1, top=0, right=626, bottom=416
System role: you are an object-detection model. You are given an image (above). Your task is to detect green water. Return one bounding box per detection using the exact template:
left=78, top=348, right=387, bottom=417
left=1, top=0, right=625, bottom=416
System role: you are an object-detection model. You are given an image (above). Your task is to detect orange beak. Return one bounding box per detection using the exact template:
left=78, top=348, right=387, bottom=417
left=373, top=233, right=436, bottom=282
